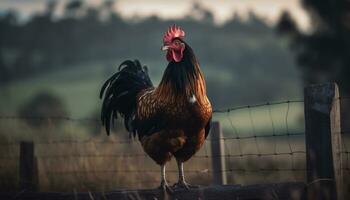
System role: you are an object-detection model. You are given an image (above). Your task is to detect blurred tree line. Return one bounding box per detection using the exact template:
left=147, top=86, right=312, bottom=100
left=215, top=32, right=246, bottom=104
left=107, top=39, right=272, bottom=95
left=0, top=0, right=303, bottom=110
left=277, top=0, right=350, bottom=95
left=1, top=0, right=349, bottom=96
left=0, top=1, right=278, bottom=83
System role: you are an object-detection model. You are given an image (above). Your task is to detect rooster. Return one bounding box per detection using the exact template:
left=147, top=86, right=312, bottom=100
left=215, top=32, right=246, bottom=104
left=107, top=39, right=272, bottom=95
left=100, top=25, right=212, bottom=192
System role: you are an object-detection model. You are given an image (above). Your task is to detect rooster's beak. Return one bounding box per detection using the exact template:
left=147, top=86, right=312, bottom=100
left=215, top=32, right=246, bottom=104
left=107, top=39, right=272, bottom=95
left=161, top=45, right=169, bottom=51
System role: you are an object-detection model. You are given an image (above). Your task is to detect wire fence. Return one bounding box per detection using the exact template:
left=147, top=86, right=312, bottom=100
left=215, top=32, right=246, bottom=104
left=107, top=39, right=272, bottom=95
left=0, top=97, right=349, bottom=191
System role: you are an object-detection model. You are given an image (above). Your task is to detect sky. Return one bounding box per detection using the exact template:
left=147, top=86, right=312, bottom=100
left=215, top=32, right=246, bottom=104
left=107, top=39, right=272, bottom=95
left=0, top=0, right=310, bottom=30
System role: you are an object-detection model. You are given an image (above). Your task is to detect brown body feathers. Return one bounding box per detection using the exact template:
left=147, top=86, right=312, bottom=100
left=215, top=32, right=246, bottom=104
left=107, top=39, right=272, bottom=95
left=100, top=42, right=212, bottom=166
left=136, top=43, right=212, bottom=165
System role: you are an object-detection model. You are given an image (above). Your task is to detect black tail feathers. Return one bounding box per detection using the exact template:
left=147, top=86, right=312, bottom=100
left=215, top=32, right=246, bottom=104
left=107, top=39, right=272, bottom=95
left=100, top=60, right=153, bottom=135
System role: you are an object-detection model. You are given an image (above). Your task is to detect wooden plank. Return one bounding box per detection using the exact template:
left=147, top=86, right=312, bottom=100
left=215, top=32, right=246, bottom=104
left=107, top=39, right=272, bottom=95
left=0, top=182, right=306, bottom=200
left=19, top=141, right=37, bottom=191
left=210, top=121, right=227, bottom=185
left=304, top=83, right=343, bottom=200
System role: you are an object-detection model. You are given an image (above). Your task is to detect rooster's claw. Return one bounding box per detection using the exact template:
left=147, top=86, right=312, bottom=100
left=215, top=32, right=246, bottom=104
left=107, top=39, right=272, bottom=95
left=173, top=181, right=199, bottom=190
left=159, top=182, right=173, bottom=194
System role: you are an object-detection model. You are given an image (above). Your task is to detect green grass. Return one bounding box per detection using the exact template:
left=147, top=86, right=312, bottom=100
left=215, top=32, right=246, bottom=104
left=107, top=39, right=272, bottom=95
left=0, top=58, right=238, bottom=118
left=0, top=59, right=165, bottom=118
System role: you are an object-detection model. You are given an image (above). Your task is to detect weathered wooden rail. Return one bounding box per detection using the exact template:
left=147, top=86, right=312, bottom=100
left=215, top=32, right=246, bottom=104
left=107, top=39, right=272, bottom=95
left=0, top=182, right=305, bottom=200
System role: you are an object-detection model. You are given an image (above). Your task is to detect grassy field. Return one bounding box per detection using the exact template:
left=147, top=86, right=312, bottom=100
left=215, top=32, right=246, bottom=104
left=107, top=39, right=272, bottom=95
left=0, top=99, right=307, bottom=192
left=0, top=131, right=306, bottom=192
left=0, top=99, right=349, bottom=196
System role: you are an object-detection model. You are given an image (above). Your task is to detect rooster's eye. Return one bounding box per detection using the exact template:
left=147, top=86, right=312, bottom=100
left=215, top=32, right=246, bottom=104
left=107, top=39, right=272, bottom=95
left=173, top=40, right=180, bottom=46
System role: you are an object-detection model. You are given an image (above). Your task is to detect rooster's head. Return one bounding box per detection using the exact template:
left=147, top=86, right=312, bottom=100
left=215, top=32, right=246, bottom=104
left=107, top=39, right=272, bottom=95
left=162, top=25, right=186, bottom=62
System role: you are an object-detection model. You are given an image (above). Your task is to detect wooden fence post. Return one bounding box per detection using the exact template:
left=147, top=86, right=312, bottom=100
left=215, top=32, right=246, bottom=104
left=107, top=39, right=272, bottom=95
left=210, top=121, right=227, bottom=185
left=304, top=83, right=343, bottom=200
left=19, top=141, right=37, bottom=191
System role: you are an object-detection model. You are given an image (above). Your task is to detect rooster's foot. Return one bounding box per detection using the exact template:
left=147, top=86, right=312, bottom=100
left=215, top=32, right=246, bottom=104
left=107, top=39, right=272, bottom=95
left=158, top=182, right=173, bottom=194
left=173, top=181, right=199, bottom=190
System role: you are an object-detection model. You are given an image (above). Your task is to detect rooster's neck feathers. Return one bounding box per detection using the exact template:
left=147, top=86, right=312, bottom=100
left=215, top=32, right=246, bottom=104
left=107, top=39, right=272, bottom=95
left=156, top=43, right=206, bottom=103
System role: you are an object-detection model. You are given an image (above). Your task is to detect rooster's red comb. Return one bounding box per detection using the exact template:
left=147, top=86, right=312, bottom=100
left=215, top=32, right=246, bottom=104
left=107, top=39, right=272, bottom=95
left=163, top=25, right=185, bottom=44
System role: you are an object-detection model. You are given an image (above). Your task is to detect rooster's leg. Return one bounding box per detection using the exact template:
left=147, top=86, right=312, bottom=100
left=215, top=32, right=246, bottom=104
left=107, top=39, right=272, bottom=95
left=173, top=159, right=198, bottom=190
left=159, top=164, right=173, bottom=193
